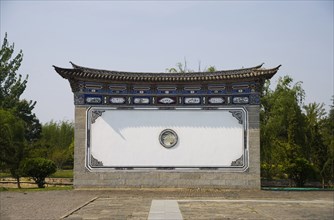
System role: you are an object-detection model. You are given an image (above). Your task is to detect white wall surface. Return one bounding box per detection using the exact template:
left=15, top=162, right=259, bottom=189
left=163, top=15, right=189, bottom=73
left=89, top=108, right=246, bottom=167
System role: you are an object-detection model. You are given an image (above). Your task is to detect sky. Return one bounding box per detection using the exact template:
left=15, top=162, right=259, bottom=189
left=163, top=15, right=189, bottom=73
left=1, top=0, right=333, bottom=124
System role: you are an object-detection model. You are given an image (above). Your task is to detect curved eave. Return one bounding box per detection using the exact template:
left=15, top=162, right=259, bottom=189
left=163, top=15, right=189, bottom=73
left=53, top=63, right=280, bottom=83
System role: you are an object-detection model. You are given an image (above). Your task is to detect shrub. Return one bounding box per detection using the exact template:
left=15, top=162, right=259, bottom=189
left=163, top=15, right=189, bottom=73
left=285, top=158, right=315, bottom=187
left=22, top=158, right=56, bottom=188
left=261, top=163, right=286, bottom=180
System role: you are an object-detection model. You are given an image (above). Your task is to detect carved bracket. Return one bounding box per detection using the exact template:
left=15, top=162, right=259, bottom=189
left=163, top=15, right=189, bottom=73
left=231, top=154, right=243, bottom=166
left=91, top=110, right=105, bottom=124
left=229, top=110, right=243, bottom=124
left=91, top=155, right=103, bottom=167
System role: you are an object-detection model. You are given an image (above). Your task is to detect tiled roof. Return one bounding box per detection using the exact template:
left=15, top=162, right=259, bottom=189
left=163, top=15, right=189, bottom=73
left=53, top=62, right=280, bottom=83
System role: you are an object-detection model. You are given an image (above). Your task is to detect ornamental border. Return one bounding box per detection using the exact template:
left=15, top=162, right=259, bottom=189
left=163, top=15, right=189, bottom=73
left=85, top=107, right=249, bottom=172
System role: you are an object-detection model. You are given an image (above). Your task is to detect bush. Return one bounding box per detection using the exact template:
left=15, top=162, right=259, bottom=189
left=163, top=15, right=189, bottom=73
left=285, top=158, right=315, bottom=187
left=22, top=158, right=56, bottom=188
left=261, top=163, right=286, bottom=180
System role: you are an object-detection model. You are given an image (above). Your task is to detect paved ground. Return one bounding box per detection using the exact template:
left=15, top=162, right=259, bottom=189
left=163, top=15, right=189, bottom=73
left=1, top=189, right=333, bottom=219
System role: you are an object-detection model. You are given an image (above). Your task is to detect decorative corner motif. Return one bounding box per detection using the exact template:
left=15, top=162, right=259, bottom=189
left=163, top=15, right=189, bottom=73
left=231, top=154, right=243, bottom=166
left=91, top=110, right=105, bottom=124
left=91, top=155, right=103, bottom=167
left=229, top=110, right=243, bottom=124
left=74, top=94, right=85, bottom=105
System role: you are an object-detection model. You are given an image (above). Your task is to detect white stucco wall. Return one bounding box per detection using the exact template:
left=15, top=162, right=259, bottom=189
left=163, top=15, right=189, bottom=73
left=88, top=108, right=247, bottom=168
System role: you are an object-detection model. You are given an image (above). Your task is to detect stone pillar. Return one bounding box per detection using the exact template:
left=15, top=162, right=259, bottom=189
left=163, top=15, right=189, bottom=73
left=73, top=106, right=88, bottom=187
left=245, top=105, right=261, bottom=189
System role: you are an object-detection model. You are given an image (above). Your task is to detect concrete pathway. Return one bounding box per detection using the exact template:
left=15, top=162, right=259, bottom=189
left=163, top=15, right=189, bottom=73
left=148, top=200, right=183, bottom=220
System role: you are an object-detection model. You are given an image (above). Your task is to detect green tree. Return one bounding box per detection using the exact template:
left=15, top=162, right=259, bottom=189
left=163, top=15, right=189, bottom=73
left=285, top=158, right=315, bottom=187
left=303, top=103, right=326, bottom=159
left=303, top=102, right=330, bottom=187
left=206, top=66, right=216, bottom=72
left=22, top=157, right=56, bottom=188
left=0, top=109, right=26, bottom=188
left=0, top=33, right=41, bottom=142
left=318, top=98, right=334, bottom=187
left=260, top=76, right=333, bottom=186
left=50, top=148, right=70, bottom=169
left=260, top=76, right=310, bottom=183
left=0, top=34, right=26, bottom=108
left=166, top=61, right=189, bottom=73
left=0, top=34, right=41, bottom=187
left=166, top=59, right=217, bottom=73
left=32, top=120, right=74, bottom=169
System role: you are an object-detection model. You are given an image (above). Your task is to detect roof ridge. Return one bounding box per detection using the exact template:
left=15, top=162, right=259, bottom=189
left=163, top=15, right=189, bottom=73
left=54, top=63, right=280, bottom=82
left=67, top=62, right=266, bottom=74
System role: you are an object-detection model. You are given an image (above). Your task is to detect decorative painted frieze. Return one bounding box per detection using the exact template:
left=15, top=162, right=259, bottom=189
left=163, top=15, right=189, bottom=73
left=86, top=96, right=102, bottom=104
left=184, top=97, right=201, bottom=104
left=232, top=96, right=249, bottom=104
left=249, top=94, right=260, bottom=105
left=208, top=97, right=225, bottom=104
left=157, top=86, right=177, bottom=94
left=232, top=84, right=251, bottom=94
left=208, top=85, right=226, bottom=94
left=133, top=97, right=150, bottom=104
left=55, top=63, right=280, bottom=107
left=133, top=86, right=151, bottom=94
left=110, top=97, right=126, bottom=104
left=109, top=85, right=127, bottom=94
left=158, top=97, right=176, bottom=104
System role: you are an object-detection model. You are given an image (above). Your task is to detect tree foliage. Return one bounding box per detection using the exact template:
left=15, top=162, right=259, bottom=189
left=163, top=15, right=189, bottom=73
left=31, top=121, right=74, bottom=169
left=0, top=34, right=41, bottom=142
left=261, top=76, right=333, bottom=187
left=0, top=34, right=41, bottom=187
left=0, top=109, right=26, bottom=188
left=285, top=158, right=315, bottom=187
left=22, top=157, right=56, bottom=188
left=0, top=33, right=26, bottom=108
left=261, top=76, right=305, bottom=165
left=166, top=59, right=216, bottom=73
left=317, top=98, right=334, bottom=187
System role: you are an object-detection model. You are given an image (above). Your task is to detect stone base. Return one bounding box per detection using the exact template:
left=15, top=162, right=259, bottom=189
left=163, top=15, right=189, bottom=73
left=73, top=171, right=260, bottom=189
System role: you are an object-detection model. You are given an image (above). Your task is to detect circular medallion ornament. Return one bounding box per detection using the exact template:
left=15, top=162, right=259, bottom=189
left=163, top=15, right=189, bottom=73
left=159, top=129, right=178, bottom=148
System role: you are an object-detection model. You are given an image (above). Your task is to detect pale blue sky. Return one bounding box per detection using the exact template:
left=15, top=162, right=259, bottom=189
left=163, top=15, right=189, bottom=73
left=1, top=1, right=333, bottom=123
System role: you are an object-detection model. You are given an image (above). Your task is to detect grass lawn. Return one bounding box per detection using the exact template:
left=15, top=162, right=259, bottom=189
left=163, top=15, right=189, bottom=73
left=1, top=169, right=73, bottom=179
left=0, top=172, right=11, bottom=178
left=49, top=169, right=73, bottom=178
left=0, top=186, right=73, bottom=192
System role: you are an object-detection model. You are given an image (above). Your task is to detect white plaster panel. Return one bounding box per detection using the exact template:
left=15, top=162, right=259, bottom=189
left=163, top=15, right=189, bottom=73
left=89, top=109, right=245, bottom=167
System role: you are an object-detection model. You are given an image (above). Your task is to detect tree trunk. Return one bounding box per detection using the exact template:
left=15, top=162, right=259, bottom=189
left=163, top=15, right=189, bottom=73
left=16, top=177, right=21, bottom=189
